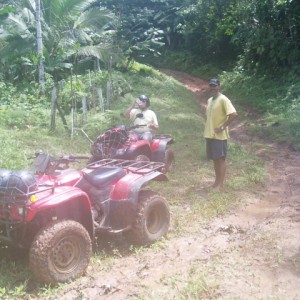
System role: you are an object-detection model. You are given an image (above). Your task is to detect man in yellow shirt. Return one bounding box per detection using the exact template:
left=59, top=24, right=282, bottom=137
left=204, top=78, right=237, bottom=191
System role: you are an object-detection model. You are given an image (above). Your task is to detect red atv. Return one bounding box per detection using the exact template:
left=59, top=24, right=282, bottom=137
left=0, top=152, right=170, bottom=284
left=90, top=125, right=175, bottom=172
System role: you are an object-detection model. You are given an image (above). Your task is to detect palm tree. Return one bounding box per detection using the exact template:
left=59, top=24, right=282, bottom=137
left=35, top=0, right=44, bottom=83
left=0, top=0, right=116, bottom=82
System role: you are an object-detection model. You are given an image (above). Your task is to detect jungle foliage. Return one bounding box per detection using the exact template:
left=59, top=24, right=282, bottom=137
left=1, top=0, right=299, bottom=80
left=0, top=0, right=299, bottom=148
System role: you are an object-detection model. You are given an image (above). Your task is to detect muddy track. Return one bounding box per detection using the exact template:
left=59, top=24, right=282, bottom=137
left=50, top=71, right=300, bottom=300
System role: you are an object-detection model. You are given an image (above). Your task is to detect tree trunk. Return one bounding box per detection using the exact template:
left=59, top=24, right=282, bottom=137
left=35, top=0, right=45, bottom=84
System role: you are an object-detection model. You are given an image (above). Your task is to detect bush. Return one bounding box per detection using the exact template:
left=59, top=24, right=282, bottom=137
left=0, top=106, right=50, bottom=129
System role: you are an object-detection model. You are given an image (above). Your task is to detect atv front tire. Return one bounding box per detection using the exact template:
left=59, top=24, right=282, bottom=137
left=29, top=220, right=92, bottom=284
left=126, top=191, right=170, bottom=244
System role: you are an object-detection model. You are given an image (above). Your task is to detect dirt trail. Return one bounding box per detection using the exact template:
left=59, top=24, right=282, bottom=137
left=53, top=71, right=300, bottom=300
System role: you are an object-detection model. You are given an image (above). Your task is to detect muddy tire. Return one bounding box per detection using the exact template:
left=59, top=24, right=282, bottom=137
left=164, top=146, right=175, bottom=172
left=29, top=220, right=92, bottom=284
left=125, top=191, right=170, bottom=245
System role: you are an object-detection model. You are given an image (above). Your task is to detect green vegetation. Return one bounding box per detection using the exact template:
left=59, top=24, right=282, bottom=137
left=221, top=71, right=300, bottom=150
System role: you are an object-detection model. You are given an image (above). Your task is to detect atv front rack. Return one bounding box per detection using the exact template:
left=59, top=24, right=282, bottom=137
left=0, top=185, right=55, bottom=225
left=87, top=159, right=165, bottom=174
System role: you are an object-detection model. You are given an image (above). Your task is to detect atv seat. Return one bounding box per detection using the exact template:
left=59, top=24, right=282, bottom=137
left=83, top=167, right=126, bottom=188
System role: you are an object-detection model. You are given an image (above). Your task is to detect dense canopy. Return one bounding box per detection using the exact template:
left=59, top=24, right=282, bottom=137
left=0, top=0, right=299, bottom=82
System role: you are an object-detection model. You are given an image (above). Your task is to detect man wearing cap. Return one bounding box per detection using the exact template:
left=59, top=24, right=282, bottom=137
left=124, top=94, right=159, bottom=142
left=204, top=78, right=237, bottom=192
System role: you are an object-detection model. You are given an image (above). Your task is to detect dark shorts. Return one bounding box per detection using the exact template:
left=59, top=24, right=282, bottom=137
left=206, top=139, right=227, bottom=160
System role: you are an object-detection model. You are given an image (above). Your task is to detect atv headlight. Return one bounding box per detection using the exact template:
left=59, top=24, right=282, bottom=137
left=17, top=207, right=25, bottom=216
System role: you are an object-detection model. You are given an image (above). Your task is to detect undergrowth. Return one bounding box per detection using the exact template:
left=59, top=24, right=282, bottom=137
left=218, top=69, right=300, bottom=150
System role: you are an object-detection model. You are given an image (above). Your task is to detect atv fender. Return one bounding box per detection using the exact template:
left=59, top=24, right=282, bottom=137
left=111, top=171, right=167, bottom=201
left=124, top=141, right=152, bottom=160
left=100, top=172, right=167, bottom=231
left=26, top=186, right=94, bottom=238
left=151, top=135, right=174, bottom=162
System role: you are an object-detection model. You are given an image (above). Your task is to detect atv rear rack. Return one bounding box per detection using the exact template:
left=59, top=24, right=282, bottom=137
left=87, top=158, right=165, bottom=174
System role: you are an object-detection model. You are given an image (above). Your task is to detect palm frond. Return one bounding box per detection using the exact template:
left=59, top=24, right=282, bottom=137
left=43, top=0, right=94, bottom=23
left=23, top=0, right=35, bottom=15
left=76, top=45, right=103, bottom=59
left=73, top=30, right=92, bottom=45
left=0, top=28, right=10, bottom=40
left=74, top=8, right=115, bottom=30
left=21, top=8, right=35, bottom=24
left=0, top=37, right=34, bottom=58
left=6, top=14, right=30, bottom=34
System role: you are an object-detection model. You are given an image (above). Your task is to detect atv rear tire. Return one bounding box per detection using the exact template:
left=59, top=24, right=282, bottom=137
left=29, top=220, right=92, bottom=284
left=125, top=191, right=170, bottom=245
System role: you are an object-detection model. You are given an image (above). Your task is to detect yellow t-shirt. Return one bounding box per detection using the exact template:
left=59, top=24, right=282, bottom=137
left=129, top=108, right=158, bottom=133
left=204, top=93, right=236, bottom=140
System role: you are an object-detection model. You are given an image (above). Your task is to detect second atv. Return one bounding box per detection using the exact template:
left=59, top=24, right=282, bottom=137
left=90, top=124, right=175, bottom=172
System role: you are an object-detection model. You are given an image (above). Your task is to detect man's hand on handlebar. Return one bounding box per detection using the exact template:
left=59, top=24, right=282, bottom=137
left=148, top=123, right=158, bottom=130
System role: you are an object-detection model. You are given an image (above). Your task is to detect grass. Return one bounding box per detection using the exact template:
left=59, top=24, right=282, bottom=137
left=133, top=263, right=220, bottom=300
left=220, top=71, right=300, bottom=151
left=0, top=64, right=267, bottom=299
left=179, top=266, right=220, bottom=300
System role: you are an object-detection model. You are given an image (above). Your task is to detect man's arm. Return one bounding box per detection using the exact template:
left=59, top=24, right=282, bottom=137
left=215, top=112, right=237, bottom=133
left=148, top=111, right=159, bottom=130
left=123, top=101, right=137, bottom=119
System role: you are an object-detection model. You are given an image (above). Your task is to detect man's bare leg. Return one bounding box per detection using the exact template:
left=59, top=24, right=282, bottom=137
left=213, top=158, right=226, bottom=191
left=212, top=160, right=220, bottom=187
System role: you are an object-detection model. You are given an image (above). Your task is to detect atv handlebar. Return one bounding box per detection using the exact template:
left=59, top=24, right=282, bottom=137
left=58, top=155, right=90, bottom=164
left=31, top=152, right=90, bottom=174
left=126, top=124, right=146, bottom=131
left=48, top=155, right=90, bottom=172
